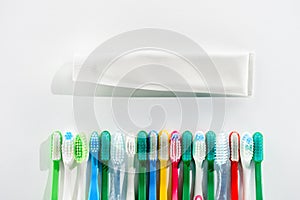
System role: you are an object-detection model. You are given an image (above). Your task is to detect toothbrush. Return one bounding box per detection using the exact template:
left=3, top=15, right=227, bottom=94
left=229, top=131, right=240, bottom=200
left=100, top=131, right=111, bottom=200
left=253, top=132, right=264, bottom=200
left=74, top=134, right=89, bottom=200
left=215, top=132, right=229, bottom=200
left=170, top=131, right=181, bottom=200
left=149, top=130, right=158, bottom=200
left=137, top=130, right=147, bottom=200
left=51, top=131, right=62, bottom=200
left=158, top=130, right=169, bottom=200
left=110, top=132, right=125, bottom=200
left=206, top=131, right=216, bottom=200
left=88, top=131, right=100, bottom=200
left=193, top=132, right=206, bottom=200
left=62, top=132, right=74, bottom=200
left=182, top=131, right=192, bottom=200
left=240, top=133, right=253, bottom=200
left=125, top=136, right=136, bottom=200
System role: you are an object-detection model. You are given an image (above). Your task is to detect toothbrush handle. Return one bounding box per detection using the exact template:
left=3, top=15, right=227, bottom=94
left=231, top=161, right=239, bottom=200
left=159, top=160, right=168, bottom=200
left=207, top=160, right=215, bottom=200
left=194, top=164, right=204, bottom=200
left=171, top=162, right=179, bottom=200
left=63, top=166, right=72, bottom=200
left=76, top=163, right=87, bottom=200
left=114, top=169, right=121, bottom=200
left=182, top=161, right=190, bottom=200
left=216, top=165, right=228, bottom=200
left=126, top=168, right=135, bottom=200
left=149, top=160, right=157, bottom=200
left=138, top=165, right=147, bottom=200
left=242, top=167, right=251, bottom=200
left=51, top=161, right=60, bottom=200
left=255, top=162, right=263, bottom=200
left=102, top=164, right=109, bottom=200
left=89, top=156, right=100, bottom=200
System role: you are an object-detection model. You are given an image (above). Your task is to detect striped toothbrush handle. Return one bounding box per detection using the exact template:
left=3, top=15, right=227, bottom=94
left=102, top=164, right=109, bottom=200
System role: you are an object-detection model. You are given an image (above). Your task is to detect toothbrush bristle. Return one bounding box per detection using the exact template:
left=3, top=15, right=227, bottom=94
left=149, top=130, right=158, bottom=161
left=170, top=131, right=181, bottom=163
left=193, top=132, right=206, bottom=163
left=182, top=131, right=192, bottom=162
left=90, top=131, right=100, bottom=154
left=51, top=131, right=62, bottom=161
left=74, top=134, right=88, bottom=163
left=126, top=136, right=136, bottom=157
left=253, top=132, right=263, bottom=162
left=111, top=133, right=125, bottom=166
left=230, top=132, right=240, bottom=162
left=206, top=131, right=216, bottom=161
left=159, top=130, right=169, bottom=161
left=137, top=131, right=147, bottom=161
left=216, top=132, right=229, bottom=165
left=241, top=133, right=253, bottom=161
left=100, top=131, right=111, bottom=161
left=62, top=132, right=74, bottom=164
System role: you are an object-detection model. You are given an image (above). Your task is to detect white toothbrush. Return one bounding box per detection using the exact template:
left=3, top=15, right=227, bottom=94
left=125, top=136, right=136, bottom=200
left=62, top=132, right=74, bottom=200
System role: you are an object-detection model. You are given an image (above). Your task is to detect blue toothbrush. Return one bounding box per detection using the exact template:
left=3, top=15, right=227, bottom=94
left=148, top=130, right=158, bottom=200
left=88, top=132, right=100, bottom=200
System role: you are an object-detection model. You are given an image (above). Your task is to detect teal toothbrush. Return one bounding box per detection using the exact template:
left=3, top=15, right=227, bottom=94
left=253, top=132, right=264, bottom=200
left=206, top=131, right=216, bottom=200
left=100, top=131, right=111, bottom=200
left=137, top=130, right=147, bottom=200
left=51, top=131, right=62, bottom=200
left=182, top=131, right=193, bottom=200
left=88, top=131, right=100, bottom=200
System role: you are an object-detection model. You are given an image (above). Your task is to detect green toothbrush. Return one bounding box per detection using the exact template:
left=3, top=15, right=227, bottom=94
left=206, top=131, right=216, bottom=200
left=137, top=130, right=147, bottom=200
left=253, top=132, right=264, bottom=200
left=51, top=131, right=62, bottom=200
left=182, top=131, right=193, bottom=200
left=100, top=131, right=111, bottom=200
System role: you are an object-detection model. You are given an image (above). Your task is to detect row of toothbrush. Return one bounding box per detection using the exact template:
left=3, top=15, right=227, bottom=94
left=50, top=130, right=264, bottom=200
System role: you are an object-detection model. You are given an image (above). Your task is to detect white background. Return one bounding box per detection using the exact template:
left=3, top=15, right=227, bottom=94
left=1, top=0, right=300, bottom=199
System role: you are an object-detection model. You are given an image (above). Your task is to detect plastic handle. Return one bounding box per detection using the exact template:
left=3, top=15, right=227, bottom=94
left=149, top=160, right=157, bottom=200
left=242, top=166, right=251, bottom=200
left=62, top=166, right=72, bottom=200
left=207, top=160, right=215, bottom=200
left=88, top=156, right=100, bottom=200
left=231, top=161, right=239, bottom=200
left=171, top=162, right=179, bottom=200
left=75, top=163, right=87, bottom=200
left=51, top=160, right=60, bottom=200
left=126, top=168, right=135, bottom=200
left=194, top=163, right=204, bottom=200
left=138, top=164, right=147, bottom=200
left=182, top=161, right=190, bottom=200
left=113, top=169, right=121, bottom=200
left=255, top=162, right=263, bottom=200
left=159, top=160, right=168, bottom=200
left=216, top=165, right=228, bottom=200
left=102, top=164, right=109, bottom=200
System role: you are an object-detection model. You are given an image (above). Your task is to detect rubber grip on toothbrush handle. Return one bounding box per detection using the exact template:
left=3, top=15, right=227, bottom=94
left=102, top=164, right=109, bottom=200
left=149, top=160, right=157, bottom=200
left=255, top=162, right=263, bottom=200
left=88, top=156, right=99, bottom=200
left=51, top=160, right=60, bottom=200
left=193, top=164, right=204, bottom=200
left=231, top=161, right=239, bottom=200
left=207, top=160, right=215, bottom=200
left=126, top=169, right=135, bottom=200
left=63, top=166, right=72, bottom=200
left=138, top=165, right=147, bottom=200
left=159, top=160, right=168, bottom=200
left=171, top=162, right=179, bottom=200
left=182, top=161, right=190, bottom=200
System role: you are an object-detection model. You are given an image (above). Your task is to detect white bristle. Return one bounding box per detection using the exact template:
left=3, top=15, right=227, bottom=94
left=241, top=133, right=253, bottom=162
left=159, top=131, right=169, bottom=161
left=170, top=132, right=181, bottom=162
left=111, top=134, right=125, bottom=166
left=51, top=132, right=61, bottom=161
left=216, top=133, right=229, bottom=165
left=193, top=132, right=206, bottom=163
left=230, top=132, right=240, bottom=162
left=149, top=132, right=158, bottom=161
left=62, top=132, right=74, bottom=165
left=126, top=137, right=136, bottom=157
left=90, top=132, right=100, bottom=153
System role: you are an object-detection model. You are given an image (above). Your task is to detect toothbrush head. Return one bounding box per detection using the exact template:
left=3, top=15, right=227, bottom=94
left=137, top=130, right=147, bottom=161
left=241, top=133, right=253, bottom=162
left=182, top=131, right=192, bottom=162
left=74, top=134, right=88, bottom=163
left=230, top=131, right=240, bottom=162
left=193, top=131, right=206, bottom=164
left=206, top=131, right=216, bottom=161
left=159, top=130, right=169, bottom=161
left=216, top=132, right=229, bottom=165
left=253, top=132, right=263, bottom=163
left=62, top=132, right=74, bottom=165
left=111, top=132, right=125, bottom=167
left=100, top=131, right=111, bottom=162
left=89, top=131, right=100, bottom=157
left=170, top=131, right=181, bottom=163
left=51, top=131, right=62, bottom=161
left=149, top=130, right=158, bottom=161
left=126, top=136, right=136, bottom=158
